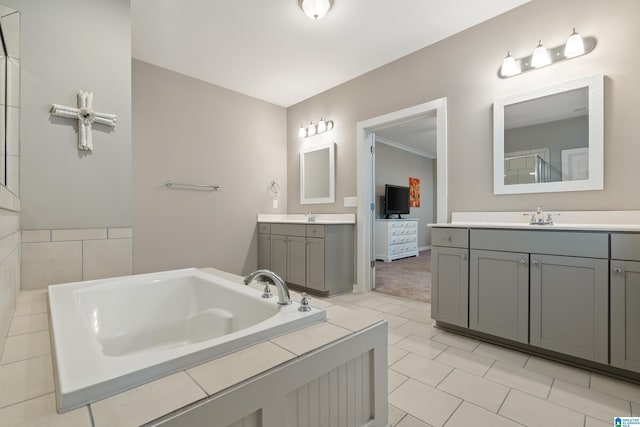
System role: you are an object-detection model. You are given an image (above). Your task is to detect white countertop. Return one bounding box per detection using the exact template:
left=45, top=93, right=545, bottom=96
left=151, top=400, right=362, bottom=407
left=258, top=213, right=355, bottom=224
left=429, top=222, right=640, bottom=232
left=428, top=210, right=640, bottom=232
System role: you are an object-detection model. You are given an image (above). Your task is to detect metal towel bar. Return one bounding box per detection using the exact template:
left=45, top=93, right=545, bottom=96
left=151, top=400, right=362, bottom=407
left=164, top=180, right=220, bottom=191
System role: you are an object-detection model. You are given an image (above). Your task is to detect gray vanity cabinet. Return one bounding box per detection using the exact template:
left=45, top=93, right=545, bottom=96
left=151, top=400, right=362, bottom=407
left=611, top=233, right=640, bottom=373
left=431, top=228, right=469, bottom=327
left=469, top=250, right=529, bottom=343
left=529, top=254, right=608, bottom=364
left=258, top=222, right=354, bottom=296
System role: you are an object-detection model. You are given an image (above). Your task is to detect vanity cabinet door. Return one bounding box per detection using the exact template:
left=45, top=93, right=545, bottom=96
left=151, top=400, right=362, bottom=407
left=270, top=235, right=288, bottom=281
left=431, top=246, right=468, bottom=327
left=611, top=260, right=640, bottom=373
left=306, top=237, right=325, bottom=291
left=469, top=250, right=529, bottom=343
left=270, top=234, right=305, bottom=286
left=258, top=233, right=271, bottom=270
left=286, top=236, right=306, bottom=287
left=530, top=254, right=608, bottom=364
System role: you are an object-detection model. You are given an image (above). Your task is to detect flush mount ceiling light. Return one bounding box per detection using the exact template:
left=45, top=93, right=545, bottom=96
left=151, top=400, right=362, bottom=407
left=299, top=0, right=333, bottom=21
left=499, top=29, right=596, bottom=78
left=299, top=117, right=334, bottom=138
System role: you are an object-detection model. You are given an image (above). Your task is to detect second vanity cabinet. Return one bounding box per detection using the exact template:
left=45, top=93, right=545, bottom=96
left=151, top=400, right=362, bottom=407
left=433, top=225, right=621, bottom=370
left=469, top=229, right=609, bottom=363
left=258, top=222, right=354, bottom=296
left=611, top=233, right=640, bottom=373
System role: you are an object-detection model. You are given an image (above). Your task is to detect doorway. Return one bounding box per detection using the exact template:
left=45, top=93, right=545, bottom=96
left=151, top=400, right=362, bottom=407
left=356, top=98, right=448, bottom=293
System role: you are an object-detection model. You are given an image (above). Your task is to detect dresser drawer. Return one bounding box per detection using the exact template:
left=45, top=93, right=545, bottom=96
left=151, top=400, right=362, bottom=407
left=258, top=223, right=271, bottom=234
left=306, top=224, right=325, bottom=238
left=612, top=233, right=640, bottom=261
left=390, top=235, right=416, bottom=245
left=432, top=228, right=468, bottom=248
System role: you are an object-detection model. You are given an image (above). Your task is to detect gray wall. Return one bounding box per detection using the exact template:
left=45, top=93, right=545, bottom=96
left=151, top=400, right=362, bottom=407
left=287, top=0, right=640, bottom=215
left=375, top=143, right=435, bottom=247
left=132, top=60, right=287, bottom=275
left=7, top=0, right=132, bottom=229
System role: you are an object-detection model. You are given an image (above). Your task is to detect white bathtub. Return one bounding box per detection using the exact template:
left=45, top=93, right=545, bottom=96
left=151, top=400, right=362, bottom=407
left=48, top=268, right=325, bottom=412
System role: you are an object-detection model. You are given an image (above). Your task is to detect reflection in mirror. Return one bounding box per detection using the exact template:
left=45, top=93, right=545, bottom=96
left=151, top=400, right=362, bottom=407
left=300, top=142, right=335, bottom=204
left=494, top=73, right=603, bottom=195
left=0, top=5, right=19, bottom=194
left=504, top=87, right=588, bottom=185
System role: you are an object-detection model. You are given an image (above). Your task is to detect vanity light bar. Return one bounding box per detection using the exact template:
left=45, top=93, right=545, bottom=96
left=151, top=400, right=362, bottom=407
left=298, top=117, right=334, bottom=138
left=499, top=29, right=596, bottom=79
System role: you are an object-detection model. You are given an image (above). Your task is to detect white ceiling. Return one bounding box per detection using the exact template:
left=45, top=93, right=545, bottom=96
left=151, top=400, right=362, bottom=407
left=131, top=0, right=530, bottom=107
left=375, top=115, right=438, bottom=158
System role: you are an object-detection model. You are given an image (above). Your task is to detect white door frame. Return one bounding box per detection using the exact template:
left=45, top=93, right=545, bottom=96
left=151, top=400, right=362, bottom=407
left=355, top=98, right=448, bottom=293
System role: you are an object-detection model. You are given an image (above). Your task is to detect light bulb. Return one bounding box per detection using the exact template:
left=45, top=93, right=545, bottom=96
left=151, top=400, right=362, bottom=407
left=500, top=51, right=519, bottom=77
left=564, top=28, right=585, bottom=58
left=531, top=40, right=550, bottom=68
left=298, top=124, right=307, bottom=138
left=307, top=121, right=316, bottom=136
left=317, top=117, right=327, bottom=133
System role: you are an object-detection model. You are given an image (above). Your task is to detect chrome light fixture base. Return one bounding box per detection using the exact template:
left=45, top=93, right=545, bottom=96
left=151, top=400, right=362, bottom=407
left=498, top=36, right=596, bottom=79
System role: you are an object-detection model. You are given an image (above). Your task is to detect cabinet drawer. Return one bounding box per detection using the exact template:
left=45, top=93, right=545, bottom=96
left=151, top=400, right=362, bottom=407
left=611, top=233, right=640, bottom=261
left=390, top=235, right=416, bottom=245
left=270, top=223, right=306, bottom=237
left=306, top=224, right=325, bottom=238
left=390, top=228, right=415, bottom=237
left=432, top=228, right=468, bottom=248
left=258, top=223, right=271, bottom=234
left=470, top=229, right=608, bottom=259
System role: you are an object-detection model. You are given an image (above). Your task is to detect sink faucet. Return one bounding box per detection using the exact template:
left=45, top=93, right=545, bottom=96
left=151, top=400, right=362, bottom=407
left=305, top=212, right=317, bottom=222
left=524, top=206, right=558, bottom=225
left=243, top=270, right=291, bottom=305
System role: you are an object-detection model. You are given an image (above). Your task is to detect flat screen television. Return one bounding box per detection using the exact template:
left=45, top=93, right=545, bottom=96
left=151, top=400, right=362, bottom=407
left=384, top=184, right=410, bottom=218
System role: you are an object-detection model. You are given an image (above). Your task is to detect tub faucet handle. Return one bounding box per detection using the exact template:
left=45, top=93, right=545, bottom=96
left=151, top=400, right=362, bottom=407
left=260, top=281, right=273, bottom=299
left=298, top=292, right=312, bottom=312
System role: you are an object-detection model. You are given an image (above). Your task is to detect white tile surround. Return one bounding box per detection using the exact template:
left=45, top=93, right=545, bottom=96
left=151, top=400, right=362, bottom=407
left=3, top=285, right=640, bottom=426
left=21, top=228, right=133, bottom=290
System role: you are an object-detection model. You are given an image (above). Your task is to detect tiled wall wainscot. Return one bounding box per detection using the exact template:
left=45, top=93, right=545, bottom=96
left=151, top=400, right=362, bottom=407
left=21, top=228, right=132, bottom=290
left=0, top=225, right=20, bottom=358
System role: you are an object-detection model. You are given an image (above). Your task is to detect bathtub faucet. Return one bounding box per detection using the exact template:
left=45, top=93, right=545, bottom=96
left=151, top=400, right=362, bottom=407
left=243, top=270, right=292, bottom=305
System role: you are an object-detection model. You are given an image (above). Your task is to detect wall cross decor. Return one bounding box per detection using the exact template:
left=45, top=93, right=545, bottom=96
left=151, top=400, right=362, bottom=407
left=50, top=91, right=117, bottom=151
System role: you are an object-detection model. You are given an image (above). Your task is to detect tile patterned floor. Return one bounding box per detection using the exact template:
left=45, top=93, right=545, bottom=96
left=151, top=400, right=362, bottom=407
left=2, top=288, right=640, bottom=426
left=330, top=289, right=640, bottom=427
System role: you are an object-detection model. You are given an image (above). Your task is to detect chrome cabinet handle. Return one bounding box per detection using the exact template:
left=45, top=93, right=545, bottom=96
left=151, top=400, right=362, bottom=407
left=519, top=259, right=527, bottom=265
left=613, top=267, right=624, bottom=274
left=532, top=260, right=540, bottom=266
left=461, top=253, right=467, bottom=260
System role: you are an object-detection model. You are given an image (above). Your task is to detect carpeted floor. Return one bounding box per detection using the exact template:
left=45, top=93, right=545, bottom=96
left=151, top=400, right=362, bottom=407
left=374, top=250, right=431, bottom=303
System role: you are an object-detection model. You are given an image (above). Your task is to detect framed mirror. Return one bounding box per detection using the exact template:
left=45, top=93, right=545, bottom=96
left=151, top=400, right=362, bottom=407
left=493, top=73, right=603, bottom=195
left=300, top=142, right=335, bottom=204
left=0, top=5, right=20, bottom=195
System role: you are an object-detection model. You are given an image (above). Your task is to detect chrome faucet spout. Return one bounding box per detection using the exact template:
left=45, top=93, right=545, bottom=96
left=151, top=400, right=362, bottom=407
left=244, top=269, right=291, bottom=305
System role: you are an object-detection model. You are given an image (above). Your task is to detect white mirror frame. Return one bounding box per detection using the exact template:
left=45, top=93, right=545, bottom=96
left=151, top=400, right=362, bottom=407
left=300, top=141, right=335, bottom=204
left=493, top=73, right=604, bottom=195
